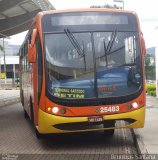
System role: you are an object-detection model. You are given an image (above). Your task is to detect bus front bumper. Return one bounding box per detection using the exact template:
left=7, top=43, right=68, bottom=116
left=37, top=107, right=145, bottom=134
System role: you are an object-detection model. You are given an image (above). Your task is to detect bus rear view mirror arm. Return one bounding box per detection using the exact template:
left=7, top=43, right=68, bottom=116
left=28, top=29, right=37, bottom=63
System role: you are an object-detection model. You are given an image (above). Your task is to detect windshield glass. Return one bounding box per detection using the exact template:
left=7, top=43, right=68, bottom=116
left=45, top=31, right=142, bottom=99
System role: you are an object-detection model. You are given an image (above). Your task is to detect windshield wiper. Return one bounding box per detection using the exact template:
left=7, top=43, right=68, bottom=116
left=101, top=28, right=117, bottom=68
left=64, top=28, right=86, bottom=71
left=106, top=28, right=118, bottom=55
left=64, top=29, right=84, bottom=57
left=103, top=39, right=108, bottom=67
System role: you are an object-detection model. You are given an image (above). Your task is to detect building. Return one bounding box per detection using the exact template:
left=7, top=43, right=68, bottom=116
left=0, top=40, right=20, bottom=56
left=0, top=40, right=20, bottom=83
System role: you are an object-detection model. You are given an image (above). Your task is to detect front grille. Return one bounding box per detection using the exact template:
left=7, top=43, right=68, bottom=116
left=54, top=119, right=136, bottom=131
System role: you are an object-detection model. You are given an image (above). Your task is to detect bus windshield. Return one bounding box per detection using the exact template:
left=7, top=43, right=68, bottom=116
left=45, top=30, right=142, bottom=99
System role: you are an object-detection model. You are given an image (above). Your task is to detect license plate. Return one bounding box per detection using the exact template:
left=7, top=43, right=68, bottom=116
left=88, top=116, right=103, bottom=123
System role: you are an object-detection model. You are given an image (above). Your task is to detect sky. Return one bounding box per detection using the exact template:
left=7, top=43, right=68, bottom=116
left=6, top=0, right=158, bottom=48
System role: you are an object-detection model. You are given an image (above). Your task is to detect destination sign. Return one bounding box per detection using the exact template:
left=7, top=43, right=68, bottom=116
left=53, top=87, right=85, bottom=99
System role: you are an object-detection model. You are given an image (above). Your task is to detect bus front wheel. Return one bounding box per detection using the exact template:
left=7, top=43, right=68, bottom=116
left=35, top=129, right=44, bottom=139
left=29, top=99, right=44, bottom=139
left=24, top=110, right=29, bottom=119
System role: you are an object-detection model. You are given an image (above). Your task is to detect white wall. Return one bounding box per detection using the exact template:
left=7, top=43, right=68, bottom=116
left=0, top=56, right=19, bottom=65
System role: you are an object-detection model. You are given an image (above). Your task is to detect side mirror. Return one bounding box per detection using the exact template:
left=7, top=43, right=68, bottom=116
left=28, top=29, right=37, bottom=63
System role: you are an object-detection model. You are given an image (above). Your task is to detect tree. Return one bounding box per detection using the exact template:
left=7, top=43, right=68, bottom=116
left=145, top=54, right=156, bottom=80
left=16, top=52, right=19, bottom=56
left=145, top=54, right=150, bottom=66
left=0, top=44, right=3, bottom=52
left=90, top=4, right=120, bottom=9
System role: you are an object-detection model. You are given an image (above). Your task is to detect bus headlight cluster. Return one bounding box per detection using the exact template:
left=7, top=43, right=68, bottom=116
left=126, top=102, right=139, bottom=110
left=48, top=107, right=67, bottom=115
left=52, top=107, right=59, bottom=114
left=60, top=108, right=66, bottom=114
left=127, top=104, right=132, bottom=110
left=132, top=102, right=138, bottom=108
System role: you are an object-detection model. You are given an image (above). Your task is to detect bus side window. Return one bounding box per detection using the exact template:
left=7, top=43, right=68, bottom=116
left=22, top=41, right=27, bottom=72
left=21, top=46, right=24, bottom=72
left=36, top=34, right=43, bottom=104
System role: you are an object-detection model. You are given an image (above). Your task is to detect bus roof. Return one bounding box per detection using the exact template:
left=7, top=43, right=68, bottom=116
left=20, top=8, right=140, bottom=50
left=40, top=8, right=137, bottom=17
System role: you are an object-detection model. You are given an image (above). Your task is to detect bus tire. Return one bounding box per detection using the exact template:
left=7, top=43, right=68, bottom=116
left=24, top=109, right=29, bottom=119
left=103, top=120, right=115, bottom=137
left=30, top=99, right=34, bottom=123
left=21, top=90, right=24, bottom=106
left=29, top=98, right=44, bottom=139
left=35, top=129, right=44, bottom=139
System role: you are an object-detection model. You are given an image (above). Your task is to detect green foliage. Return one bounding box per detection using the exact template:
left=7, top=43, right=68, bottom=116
left=145, top=54, right=150, bottom=66
left=90, top=4, right=120, bottom=9
left=145, top=53, right=156, bottom=80
left=146, top=83, right=156, bottom=97
left=0, top=45, right=4, bottom=51
left=145, top=66, right=156, bottom=80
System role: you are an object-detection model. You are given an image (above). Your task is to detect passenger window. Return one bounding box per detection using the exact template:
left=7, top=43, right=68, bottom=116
left=36, top=34, right=43, bottom=104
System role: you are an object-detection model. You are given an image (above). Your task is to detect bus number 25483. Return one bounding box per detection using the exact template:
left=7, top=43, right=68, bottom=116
left=100, top=106, right=120, bottom=113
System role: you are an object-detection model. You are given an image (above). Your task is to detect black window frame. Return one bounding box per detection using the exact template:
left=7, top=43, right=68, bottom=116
left=36, top=33, right=43, bottom=104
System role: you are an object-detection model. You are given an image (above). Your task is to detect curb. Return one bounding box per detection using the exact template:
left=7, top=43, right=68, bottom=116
left=131, top=128, right=148, bottom=156
left=0, top=97, right=20, bottom=107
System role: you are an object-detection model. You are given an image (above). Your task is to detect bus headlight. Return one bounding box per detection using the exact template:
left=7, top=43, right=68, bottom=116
left=52, top=107, right=59, bottom=114
left=60, top=108, right=66, bottom=114
left=132, top=102, right=138, bottom=108
left=47, top=107, right=51, bottom=112
left=127, top=104, right=132, bottom=110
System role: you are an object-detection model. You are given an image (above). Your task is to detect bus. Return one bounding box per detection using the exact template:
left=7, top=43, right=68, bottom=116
left=19, top=9, right=146, bottom=138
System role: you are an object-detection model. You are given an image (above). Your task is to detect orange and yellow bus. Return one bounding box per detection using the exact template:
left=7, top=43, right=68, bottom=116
left=19, top=9, right=146, bottom=138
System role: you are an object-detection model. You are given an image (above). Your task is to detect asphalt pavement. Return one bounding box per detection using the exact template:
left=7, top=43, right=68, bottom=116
left=134, top=95, right=158, bottom=154
left=0, top=90, right=157, bottom=155
left=0, top=89, right=20, bottom=107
